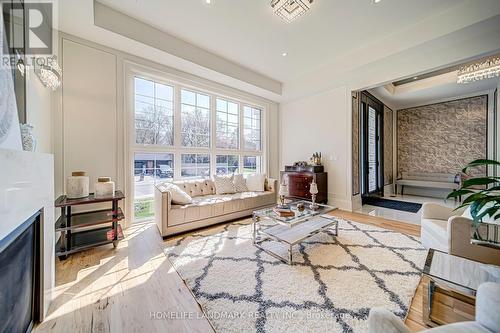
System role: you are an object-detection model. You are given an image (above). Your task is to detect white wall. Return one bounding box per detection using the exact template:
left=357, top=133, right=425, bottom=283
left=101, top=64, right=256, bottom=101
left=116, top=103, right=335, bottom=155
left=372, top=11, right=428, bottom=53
left=280, top=86, right=351, bottom=209
left=26, top=66, right=53, bottom=154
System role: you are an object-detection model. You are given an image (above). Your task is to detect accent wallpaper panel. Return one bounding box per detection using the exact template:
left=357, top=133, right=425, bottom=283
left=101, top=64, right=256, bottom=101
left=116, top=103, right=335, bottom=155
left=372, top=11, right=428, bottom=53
left=383, top=106, right=393, bottom=185
left=352, top=92, right=360, bottom=195
left=397, top=95, right=487, bottom=177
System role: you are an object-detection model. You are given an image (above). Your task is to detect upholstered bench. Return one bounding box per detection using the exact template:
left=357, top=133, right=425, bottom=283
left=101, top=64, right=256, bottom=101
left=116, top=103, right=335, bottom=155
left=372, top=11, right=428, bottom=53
left=396, top=172, right=460, bottom=197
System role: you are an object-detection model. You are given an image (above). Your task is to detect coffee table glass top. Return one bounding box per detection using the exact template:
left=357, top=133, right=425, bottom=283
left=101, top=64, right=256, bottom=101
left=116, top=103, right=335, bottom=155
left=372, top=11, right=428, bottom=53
left=253, top=200, right=336, bottom=226
left=423, top=249, right=500, bottom=292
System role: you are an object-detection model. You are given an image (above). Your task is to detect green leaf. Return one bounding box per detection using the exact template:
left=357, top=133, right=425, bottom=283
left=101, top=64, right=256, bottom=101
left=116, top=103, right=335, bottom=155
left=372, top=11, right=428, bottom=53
left=470, top=198, right=500, bottom=222
left=462, top=193, right=488, bottom=205
left=477, top=206, right=500, bottom=221
left=487, top=185, right=500, bottom=192
left=462, top=159, right=500, bottom=173
left=462, top=178, right=500, bottom=188
left=446, top=189, right=474, bottom=199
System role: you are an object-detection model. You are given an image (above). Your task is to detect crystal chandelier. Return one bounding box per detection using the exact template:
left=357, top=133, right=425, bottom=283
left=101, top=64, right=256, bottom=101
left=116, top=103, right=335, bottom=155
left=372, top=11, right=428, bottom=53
left=36, top=56, right=62, bottom=91
left=270, top=0, right=314, bottom=23
left=457, top=57, right=500, bottom=84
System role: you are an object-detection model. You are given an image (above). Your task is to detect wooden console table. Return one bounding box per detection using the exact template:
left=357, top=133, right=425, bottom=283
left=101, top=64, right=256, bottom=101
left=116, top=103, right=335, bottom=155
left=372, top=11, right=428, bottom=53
left=422, top=249, right=500, bottom=326
left=55, top=191, right=125, bottom=259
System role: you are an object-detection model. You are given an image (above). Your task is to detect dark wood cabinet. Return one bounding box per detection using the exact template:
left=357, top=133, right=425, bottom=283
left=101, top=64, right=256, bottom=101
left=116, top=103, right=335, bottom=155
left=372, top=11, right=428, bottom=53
left=280, top=170, right=328, bottom=204
left=55, top=191, right=125, bottom=260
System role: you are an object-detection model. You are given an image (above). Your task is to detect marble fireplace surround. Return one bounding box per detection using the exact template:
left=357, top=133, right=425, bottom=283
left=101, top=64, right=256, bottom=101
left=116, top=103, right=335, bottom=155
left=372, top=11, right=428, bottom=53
left=0, top=148, right=55, bottom=318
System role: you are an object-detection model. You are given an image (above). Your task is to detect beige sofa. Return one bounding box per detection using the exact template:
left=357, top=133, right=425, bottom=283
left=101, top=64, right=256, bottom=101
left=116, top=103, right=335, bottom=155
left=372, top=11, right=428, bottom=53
left=155, top=178, right=277, bottom=237
left=421, top=203, right=500, bottom=265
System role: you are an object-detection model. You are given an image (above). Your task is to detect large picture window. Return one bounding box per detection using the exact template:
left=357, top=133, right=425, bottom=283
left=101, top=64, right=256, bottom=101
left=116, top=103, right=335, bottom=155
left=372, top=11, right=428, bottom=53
left=216, top=155, right=239, bottom=175
left=216, top=98, right=239, bottom=149
left=181, top=154, right=211, bottom=178
left=244, top=106, right=261, bottom=150
left=181, top=89, right=211, bottom=148
left=131, top=75, right=265, bottom=222
left=133, top=153, right=174, bottom=221
left=243, top=156, right=261, bottom=174
left=134, top=78, right=174, bottom=145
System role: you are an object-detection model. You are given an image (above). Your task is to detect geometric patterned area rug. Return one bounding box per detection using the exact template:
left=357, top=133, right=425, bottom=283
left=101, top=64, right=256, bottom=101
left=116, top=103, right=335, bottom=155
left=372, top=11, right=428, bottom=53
left=164, top=218, right=427, bottom=333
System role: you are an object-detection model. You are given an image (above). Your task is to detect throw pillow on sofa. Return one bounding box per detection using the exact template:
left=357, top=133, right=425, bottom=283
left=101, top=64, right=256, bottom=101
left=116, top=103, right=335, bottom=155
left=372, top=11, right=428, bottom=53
left=233, top=174, right=248, bottom=192
left=246, top=173, right=266, bottom=192
left=166, top=183, right=193, bottom=205
left=214, top=174, right=236, bottom=194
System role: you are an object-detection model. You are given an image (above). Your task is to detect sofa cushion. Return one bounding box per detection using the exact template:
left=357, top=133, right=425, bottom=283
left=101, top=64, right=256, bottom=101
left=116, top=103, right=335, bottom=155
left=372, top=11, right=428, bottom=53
left=168, top=191, right=275, bottom=225
left=172, top=179, right=215, bottom=198
left=421, top=218, right=449, bottom=252
left=213, top=174, right=236, bottom=194
left=233, top=174, right=248, bottom=192
left=246, top=173, right=266, bottom=192
left=169, top=184, right=193, bottom=205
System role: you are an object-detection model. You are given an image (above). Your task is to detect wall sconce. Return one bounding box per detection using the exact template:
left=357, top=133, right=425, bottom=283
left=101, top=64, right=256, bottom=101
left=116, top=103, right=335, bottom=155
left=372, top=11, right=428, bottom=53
left=35, top=56, right=62, bottom=91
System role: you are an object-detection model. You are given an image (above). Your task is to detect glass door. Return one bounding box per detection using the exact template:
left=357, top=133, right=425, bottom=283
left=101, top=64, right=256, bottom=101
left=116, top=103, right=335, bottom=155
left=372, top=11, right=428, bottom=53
left=361, top=92, right=384, bottom=198
left=367, top=106, right=378, bottom=193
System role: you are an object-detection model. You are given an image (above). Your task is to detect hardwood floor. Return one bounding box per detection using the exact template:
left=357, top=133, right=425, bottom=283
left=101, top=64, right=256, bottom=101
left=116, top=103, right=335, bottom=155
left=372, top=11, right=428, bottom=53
left=36, top=210, right=429, bottom=333
left=35, top=222, right=214, bottom=333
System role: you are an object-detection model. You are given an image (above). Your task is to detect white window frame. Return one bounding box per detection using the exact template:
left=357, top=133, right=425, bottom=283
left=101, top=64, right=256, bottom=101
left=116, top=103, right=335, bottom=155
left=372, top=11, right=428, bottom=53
left=125, top=63, right=268, bottom=221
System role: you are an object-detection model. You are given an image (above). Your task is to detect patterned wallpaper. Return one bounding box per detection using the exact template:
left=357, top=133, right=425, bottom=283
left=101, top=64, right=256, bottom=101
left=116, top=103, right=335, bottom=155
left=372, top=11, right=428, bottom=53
left=397, top=95, right=487, bottom=177
left=383, top=106, right=393, bottom=185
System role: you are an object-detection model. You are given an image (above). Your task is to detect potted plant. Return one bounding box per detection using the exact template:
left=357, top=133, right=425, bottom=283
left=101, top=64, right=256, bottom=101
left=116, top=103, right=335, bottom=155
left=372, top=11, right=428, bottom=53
left=447, top=159, right=500, bottom=246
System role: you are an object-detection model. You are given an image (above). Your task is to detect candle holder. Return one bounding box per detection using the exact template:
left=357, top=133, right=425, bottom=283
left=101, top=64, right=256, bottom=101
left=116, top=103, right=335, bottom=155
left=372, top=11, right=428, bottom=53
left=278, top=174, right=289, bottom=209
left=309, top=180, right=319, bottom=210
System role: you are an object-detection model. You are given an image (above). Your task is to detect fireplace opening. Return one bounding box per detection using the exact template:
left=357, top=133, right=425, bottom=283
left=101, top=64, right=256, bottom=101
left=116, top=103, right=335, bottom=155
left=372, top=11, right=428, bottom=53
left=0, top=210, right=43, bottom=333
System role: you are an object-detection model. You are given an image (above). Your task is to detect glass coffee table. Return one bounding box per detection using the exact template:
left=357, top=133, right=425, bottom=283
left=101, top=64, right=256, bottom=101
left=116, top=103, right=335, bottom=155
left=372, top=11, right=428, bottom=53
left=252, top=201, right=337, bottom=265
left=422, top=249, right=500, bottom=326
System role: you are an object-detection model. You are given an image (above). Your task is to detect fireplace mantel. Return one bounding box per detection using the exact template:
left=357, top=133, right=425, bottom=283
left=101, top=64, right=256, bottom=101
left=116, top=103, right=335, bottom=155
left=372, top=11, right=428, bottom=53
left=0, top=148, right=55, bottom=319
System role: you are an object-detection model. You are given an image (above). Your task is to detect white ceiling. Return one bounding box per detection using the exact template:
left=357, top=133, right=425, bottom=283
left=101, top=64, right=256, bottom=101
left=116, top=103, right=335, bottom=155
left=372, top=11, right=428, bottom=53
left=97, top=0, right=464, bottom=83
left=58, top=0, right=500, bottom=102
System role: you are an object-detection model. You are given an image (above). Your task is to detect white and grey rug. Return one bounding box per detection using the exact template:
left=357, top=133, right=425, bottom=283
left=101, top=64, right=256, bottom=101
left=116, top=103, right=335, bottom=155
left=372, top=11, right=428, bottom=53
left=164, top=218, right=427, bottom=333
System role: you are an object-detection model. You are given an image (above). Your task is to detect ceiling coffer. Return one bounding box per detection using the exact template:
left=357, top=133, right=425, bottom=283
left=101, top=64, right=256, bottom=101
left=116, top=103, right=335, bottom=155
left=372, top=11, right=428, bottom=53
left=270, top=0, right=314, bottom=23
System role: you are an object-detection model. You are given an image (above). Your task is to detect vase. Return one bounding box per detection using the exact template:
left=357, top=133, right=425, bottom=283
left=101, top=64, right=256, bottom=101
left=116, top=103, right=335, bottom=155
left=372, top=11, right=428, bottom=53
left=20, top=123, right=36, bottom=152
left=95, top=177, right=115, bottom=198
left=66, top=171, right=90, bottom=199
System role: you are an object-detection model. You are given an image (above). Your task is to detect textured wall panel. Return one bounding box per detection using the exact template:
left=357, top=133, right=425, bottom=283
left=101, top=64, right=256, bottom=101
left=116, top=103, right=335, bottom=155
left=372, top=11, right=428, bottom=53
left=397, top=95, right=487, bottom=177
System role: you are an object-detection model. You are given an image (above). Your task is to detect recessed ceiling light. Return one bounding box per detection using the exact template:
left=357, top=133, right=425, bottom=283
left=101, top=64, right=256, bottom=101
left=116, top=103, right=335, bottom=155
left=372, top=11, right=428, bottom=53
left=205, top=0, right=211, bottom=4
left=282, top=52, right=288, bottom=57
left=372, top=0, right=382, bottom=3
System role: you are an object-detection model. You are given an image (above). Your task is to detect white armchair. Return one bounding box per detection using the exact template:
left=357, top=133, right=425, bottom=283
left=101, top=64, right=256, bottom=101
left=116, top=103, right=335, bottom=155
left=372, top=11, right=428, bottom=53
left=368, top=282, right=500, bottom=333
left=420, top=203, right=500, bottom=266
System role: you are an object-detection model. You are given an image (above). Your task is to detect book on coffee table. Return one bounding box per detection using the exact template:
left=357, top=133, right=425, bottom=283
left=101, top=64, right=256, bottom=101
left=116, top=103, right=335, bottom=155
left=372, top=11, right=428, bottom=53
left=273, top=207, right=295, bottom=218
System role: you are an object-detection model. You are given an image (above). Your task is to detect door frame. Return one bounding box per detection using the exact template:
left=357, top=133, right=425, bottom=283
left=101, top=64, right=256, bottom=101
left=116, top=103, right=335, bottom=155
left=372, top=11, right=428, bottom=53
left=360, top=92, right=384, bottom=198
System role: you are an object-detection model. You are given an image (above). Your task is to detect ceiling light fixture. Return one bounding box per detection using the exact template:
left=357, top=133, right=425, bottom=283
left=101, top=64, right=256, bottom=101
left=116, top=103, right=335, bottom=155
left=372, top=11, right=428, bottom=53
left=372, top=0, right=382, bottom=3
left=282, top=52, right=288, bottom=57
left=457, top=57, right=500, bottom=84
left=205, top=0, right=211, bottom=4
left=271, top=0, right=313, bottom=23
